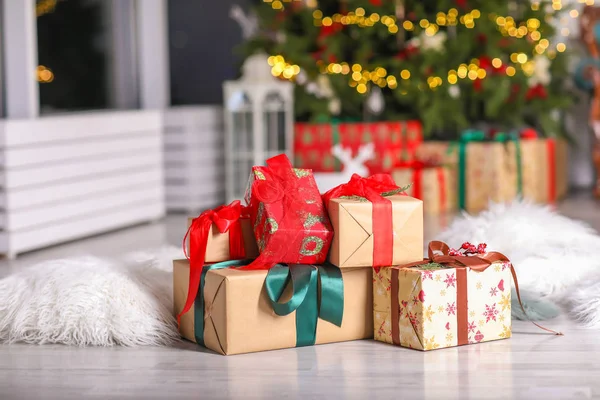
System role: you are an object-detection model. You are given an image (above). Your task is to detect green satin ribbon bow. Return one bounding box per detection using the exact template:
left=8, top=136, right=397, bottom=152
left=193, top=260, right=344, bottom=348
left=265, top=263, right=344, bottom=347
left=454, top=129, right=486, bottom=210
left=493, top=131, right=523, bottom=197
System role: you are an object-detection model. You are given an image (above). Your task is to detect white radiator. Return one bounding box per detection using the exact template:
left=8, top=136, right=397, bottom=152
left=0, top=110, right=165, bottom=258
left=163, top=106, right=225, bottom=213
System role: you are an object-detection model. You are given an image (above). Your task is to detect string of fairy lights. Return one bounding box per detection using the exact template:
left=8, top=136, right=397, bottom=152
left=36, top=0, right=59, bottom=83
left=264, top=0, right=580, bottom=94
left=36, top=0, right=59, bottom=17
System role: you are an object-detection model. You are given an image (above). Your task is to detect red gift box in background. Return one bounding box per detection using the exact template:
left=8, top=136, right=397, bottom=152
left=294, top=123, right=337, bottom=171
left=294, top=121, right=422, bottom=174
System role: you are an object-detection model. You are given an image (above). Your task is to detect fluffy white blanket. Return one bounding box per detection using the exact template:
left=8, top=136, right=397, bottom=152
left=1, top=201, right=599, bottom=347
left=0, top=248, right=182, bottom=346
left=438, top=201, right=600, bottom=327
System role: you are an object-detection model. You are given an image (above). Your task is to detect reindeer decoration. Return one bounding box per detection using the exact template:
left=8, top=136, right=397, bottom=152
left=229, top=4, right=258, bottom=40
left=313, top=143, right=375, bottom=193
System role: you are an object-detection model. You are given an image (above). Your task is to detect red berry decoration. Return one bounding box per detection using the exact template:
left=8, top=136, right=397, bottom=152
left=477, top=243, right=487, bottom=254
left=449, top=249, right=461, bottom=256
left=468, top=244, right=477, bottom=253
left=461, top=242, right=471, bottom=250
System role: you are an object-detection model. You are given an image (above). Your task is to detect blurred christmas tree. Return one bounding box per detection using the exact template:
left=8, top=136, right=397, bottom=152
left=242, top=0, right=573, bottom=138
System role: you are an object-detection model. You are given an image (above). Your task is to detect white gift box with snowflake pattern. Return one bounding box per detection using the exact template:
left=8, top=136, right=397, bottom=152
left=373, top=261, right=512, bottom=351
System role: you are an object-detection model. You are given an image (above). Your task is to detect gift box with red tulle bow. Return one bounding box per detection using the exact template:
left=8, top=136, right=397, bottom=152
left=322, top=174, right=423, bottom=269
left=244, top=154, right=334, bottom=268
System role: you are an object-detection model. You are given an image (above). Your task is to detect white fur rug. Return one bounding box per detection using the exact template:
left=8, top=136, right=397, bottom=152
left=1, top=200, right=599, bottom=347
left=438, top=201, right=600, bottom=328
left=0, top=247, right=183, bottom=346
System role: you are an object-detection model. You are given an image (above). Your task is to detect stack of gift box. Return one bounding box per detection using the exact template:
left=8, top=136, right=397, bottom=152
left=174, top=153, right=559, bottom=355
left=295, top=121, right=569, bottom=214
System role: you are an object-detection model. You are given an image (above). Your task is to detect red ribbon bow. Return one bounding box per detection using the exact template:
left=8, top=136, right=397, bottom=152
left=245, top=154, right=322, bottom=270
left=323, top=174, right=403, bottom=266
left=252, top=155, right=301, bottom=207
left=177, top=201, right=247, bottom=324
left=323, top=173, right=401, bottom=203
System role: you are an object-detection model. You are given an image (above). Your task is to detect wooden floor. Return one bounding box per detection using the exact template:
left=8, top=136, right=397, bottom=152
left=1, top=195, right=600, bottom=400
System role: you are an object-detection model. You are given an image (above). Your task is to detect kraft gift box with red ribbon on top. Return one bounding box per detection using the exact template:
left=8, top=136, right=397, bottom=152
left=294, top=121, right=422, bottom=174
left=184, top=201, right=259, bottom=260
left=176, top=200, right=259, bottom=328
left=391, top=160, right=455, bottom=215
left=373, top=241, right=562, bottom=351
left=322, top=174, right=424, bottom=269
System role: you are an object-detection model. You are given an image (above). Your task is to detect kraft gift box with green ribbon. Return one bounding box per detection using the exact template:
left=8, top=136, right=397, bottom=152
left=416, top=132, right=569, bottom=211
left=173, top=259, right=373, bottom=355
left=415, top=135, right=513, bottom=213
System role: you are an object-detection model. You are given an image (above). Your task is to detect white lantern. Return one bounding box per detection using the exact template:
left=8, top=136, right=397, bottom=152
left=223, top=53, right=294, bottom=202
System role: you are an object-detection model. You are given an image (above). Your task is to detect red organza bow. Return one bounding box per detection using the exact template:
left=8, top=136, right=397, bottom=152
left=252, top=155, right=301, bottom=208
left=322, top=173, right=401, bottom=205
left=244, top=155, right=311, bottom=270
left=177, top=200, right=247, bottom=324
left=323, top=174, right=403, bottom=266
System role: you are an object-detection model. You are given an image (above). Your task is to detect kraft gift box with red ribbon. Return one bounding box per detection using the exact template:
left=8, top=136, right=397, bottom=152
left=177, top=201, right=259, bottom=325
left=173, top=259, right=373, bottom=355
left=525, top=134, right=569, bottom=203
left=508, top=129, right=569, bottom=204
left=392, top=162, right=455, bottom=215
left=184, top=203, right=259, bottom=261
left=323, top=174, right=423, bottom=268
left=555, top=138, right=569, bottom=199
left=244, top=154, right=334, bottom=269
left=373, top=241, right=562, bottom=351
left=294, top=121, right=422, bottom=174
